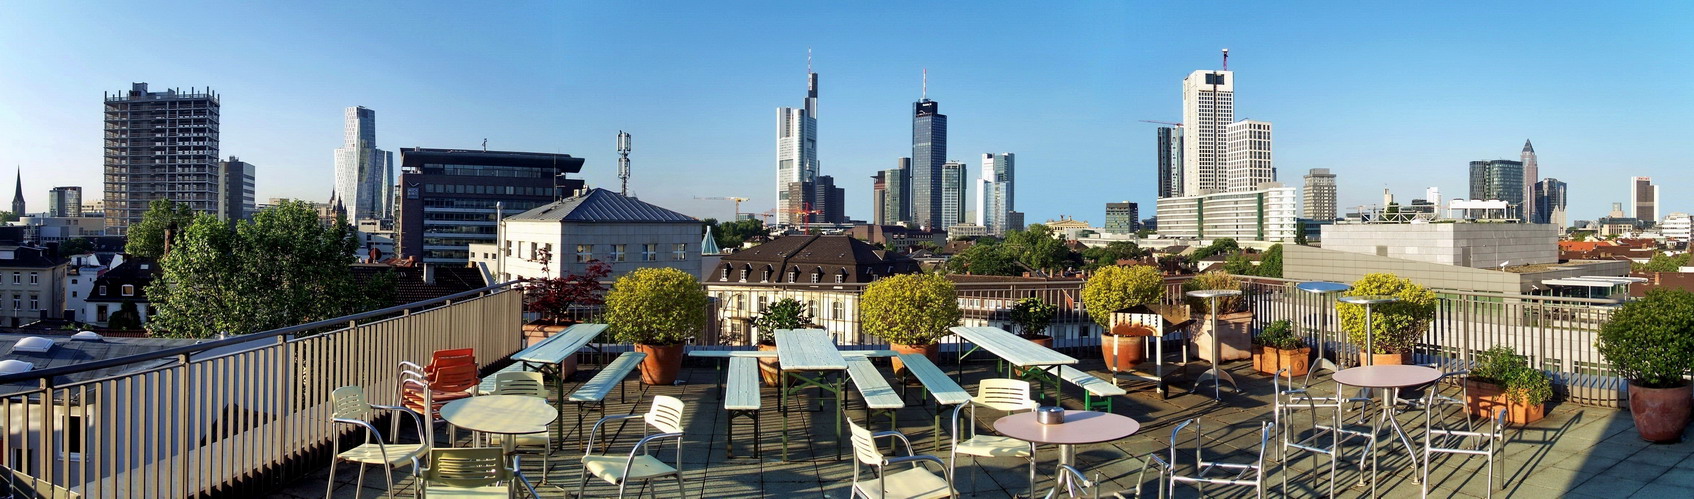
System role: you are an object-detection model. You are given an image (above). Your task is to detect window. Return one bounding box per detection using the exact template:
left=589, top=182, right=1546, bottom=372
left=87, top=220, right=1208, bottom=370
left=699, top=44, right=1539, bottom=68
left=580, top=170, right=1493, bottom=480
left=642, top=244, right=658, bottom=261
left=611, top=244, right=627, bottom=262
left=761, top=269, right=771, bottom=282
left=739, top=268, right=749, bottom=282
left=29, top=273, right=38, bottom=285
left=12, top=294, right=20, bottom=310
left=810, top=270, right=821, bottom=283
left=576, top=244, right=593, bottom=263
left=673, top=243, right=687, bottom=261
left=9, top=272, right=16, bottom=284
left=29, top=295, right=38, bottom=311
left=96, top=305, right=109, bottom=322
left=788, top=269, right=798, bottom=282
left=98, top=285, right=107, bottom=296
left=121, top=285, right=135, bottom=296
left=529, top=242, right=537, bottom=259
left=71, top=291, right=78, bottom=298
left=832, top=301, right=844, bottom=320
left=835, top=273, right=845, bottom=284
left=61, top=415, right=83, bottom=461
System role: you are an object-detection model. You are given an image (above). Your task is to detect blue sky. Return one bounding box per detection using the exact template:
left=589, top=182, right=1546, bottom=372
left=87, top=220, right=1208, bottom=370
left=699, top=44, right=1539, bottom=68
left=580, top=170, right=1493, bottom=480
left=3, top=1, right=1690, bottom=225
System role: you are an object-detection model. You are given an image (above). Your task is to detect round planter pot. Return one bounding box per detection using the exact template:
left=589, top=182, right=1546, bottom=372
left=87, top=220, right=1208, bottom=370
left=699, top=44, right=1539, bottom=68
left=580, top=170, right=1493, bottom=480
left=1101, top=334, right=1147, bottom=371
left=1370, top=352, right=1410, bottom=366
left=1628, top=381, right=1692, bottom=443
left=756, top=342, right=781, bottom=386
left=889, top=343, right=940, bottom=375
left=635, top=343, right=686, bottom=385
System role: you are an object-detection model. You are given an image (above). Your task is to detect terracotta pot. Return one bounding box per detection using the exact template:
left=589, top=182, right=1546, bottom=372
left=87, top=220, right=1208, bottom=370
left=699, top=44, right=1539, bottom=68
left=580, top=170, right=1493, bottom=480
left=1254, top=346, right=1310, bottom=378
left=1101, top=334, right=1147, bottom=371
left=1628, top=381, right=1691, bottom=443
left=756, top=342, right=782, bottom=386
left=634, top=343, right=685, bottom=385
left=1370, top=352, right=1410, bottom=366
left=522, top=322, right=576, bottom=378
left=1465, top=379, right=1546, bottom=425
left=889, top=343, right=939, bottom=376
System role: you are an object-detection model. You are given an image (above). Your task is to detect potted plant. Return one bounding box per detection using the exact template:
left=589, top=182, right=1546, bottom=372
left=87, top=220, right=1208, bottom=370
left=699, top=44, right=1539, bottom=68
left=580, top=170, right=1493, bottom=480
left=1252, top=319, right=1309, bottom=378
left=604, top=267, right=708, bottom=385
left=520, top=260, right=611, bottom=336
left=1082, top=265, right=1165, bottom=370
left=861, top=273, right=962, bottom=374
left=1009, top=297, right=1058, bottom=346
left=750, top=297, right=812, bottom=386
left=1337, top=273, right=1437, bottom=365
left=1466, top=346, right=1552, bottom=424
left=1597, top=289, right=1694, bottom=442
left=1183, top=271, right=1252, bottom=363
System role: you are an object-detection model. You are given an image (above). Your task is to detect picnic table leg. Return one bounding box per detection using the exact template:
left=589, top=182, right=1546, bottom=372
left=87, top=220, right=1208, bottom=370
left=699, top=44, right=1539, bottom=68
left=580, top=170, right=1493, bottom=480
left=835, top=374, right=845, bottom=460
left=780, top=371, right=790, bottom=462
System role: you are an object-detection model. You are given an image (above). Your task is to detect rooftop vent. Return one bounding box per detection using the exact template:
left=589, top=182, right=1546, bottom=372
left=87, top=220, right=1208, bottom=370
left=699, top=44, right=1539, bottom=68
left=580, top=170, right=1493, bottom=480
left=72, top=331, right=103, bottom=341
left=0, top=360, right=32, bottom=376
left=12, top=336, right=54, bottom=353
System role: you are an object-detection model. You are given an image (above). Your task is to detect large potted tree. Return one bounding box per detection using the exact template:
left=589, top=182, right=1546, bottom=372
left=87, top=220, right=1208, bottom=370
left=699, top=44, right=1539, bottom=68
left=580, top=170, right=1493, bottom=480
left=1466, top=346, right=1552, bottom=424
left=604, top=267, right=708, bottom=385
left=1337, top=273, right=1437, bottom=365
left=751, top=297, right=812, bottom=386
left=1183, top=271, right=1252, bottom=363
left=1009, top=297, right=1058, bottom=347
left=1252, top=319, right=1309, bottom=378
left=1082, top=265, right=1165, bottom=370
left=520, top=260, right=611, bottom=344
left=1597, top=288, right=1694, bottom=442
left=861, top=273, right=961, bottom=374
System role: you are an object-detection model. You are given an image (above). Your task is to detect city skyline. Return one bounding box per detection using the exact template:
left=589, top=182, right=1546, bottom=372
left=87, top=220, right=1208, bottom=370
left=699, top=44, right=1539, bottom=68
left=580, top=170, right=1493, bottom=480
left=2, top=2, right=1691, bottom=226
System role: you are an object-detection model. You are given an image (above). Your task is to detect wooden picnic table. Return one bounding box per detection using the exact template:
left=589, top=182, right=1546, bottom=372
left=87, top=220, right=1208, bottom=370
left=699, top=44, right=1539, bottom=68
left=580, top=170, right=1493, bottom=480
left=774, top=329, right=849, bottom=461
left=508, top=323, right=606, bottom=445
left=950, top=326, right=1079, bottom=406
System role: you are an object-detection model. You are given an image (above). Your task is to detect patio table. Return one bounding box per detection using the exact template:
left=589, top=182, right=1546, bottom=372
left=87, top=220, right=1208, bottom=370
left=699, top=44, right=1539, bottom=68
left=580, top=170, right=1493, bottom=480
left=1332, top=364, right=1443, bottom=496
left=950, top=326, right=1079, bottom=406
left=439, top=394, right=557, bottom=456
left=775, top=328, right=849, bottom=461
left=995, top=410, right=1140, bottom=494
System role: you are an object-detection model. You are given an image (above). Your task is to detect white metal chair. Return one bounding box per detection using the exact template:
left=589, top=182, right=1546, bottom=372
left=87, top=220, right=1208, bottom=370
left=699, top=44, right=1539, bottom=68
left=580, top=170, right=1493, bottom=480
left=579, top=395, right=687, bottom=498
left=1048, top=455, right=1170, bottom=499
left=1272, top=368, right=1372, bottom=497
left=1166, top=419, right=1272, bottom=499
left=326, top=385, right=429, bottom=499
left=491, top=371, right=553, bottom=481
left=409, top=447, right=540, bottom=498
left=847, top=419, right=956, bottom=499
left=950, top=379, right=1039, bottom=497
left=1422, top=402, right=1509, bottom=497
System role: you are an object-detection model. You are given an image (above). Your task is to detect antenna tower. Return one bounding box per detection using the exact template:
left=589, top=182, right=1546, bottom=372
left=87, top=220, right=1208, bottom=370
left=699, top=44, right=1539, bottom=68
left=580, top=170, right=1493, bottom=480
left=1222, top=48, right=1229, bottom=71
left=616, top=131, right=632, bottom=196
left=922, top=68, right=927, bottom=99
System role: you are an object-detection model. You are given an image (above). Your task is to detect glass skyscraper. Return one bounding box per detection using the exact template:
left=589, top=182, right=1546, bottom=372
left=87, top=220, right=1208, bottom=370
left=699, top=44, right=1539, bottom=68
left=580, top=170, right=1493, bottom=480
left=911, top=99, right=947, bottom=230
left=1468, top=160, right=1525, bottom=218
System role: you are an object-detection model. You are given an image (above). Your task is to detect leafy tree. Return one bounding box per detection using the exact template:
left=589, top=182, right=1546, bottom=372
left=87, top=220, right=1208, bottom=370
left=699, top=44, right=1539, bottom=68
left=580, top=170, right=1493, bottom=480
left=1191, top=238, right=1239, bottom=261
left=1257, top=244, right=1283, bottom=278
left=58, top=238, right=94, bottom=257
left=860, top=273, right=961, bottom=346
left=945, top=241, right=1020, bottom=276
left=704, top=218, right=766, bottom=249
left=1294, top=228, right=1309, bottom=246
left=604, top=267, right=708, bottom=346
left=108, top=302, right=143, bottom=330
left=1008, top=297, right=1057, bottom=338
left=0, top=211, right=17, bottom=222
left=1135, top=228, right=1155, bottom=238
left=1336, top=273, right=1437, bottom=354
left=1003, top=224, right=1071, bottom=275
left=1640, top=252, right=1692, bottom=273
left=1080, top=265, right=1164, bottom=328
left=1081, top=241, right=1147, bottom=271
left=1222, top=252, right=1256, bottom=276
left=1183, top=271, right=1245, bottom=315
left=750, top=297, right=812, bottom=344
left=521, top=260, right=611, bottom=324
left=126, top=199, right=199, bottom=259
left=146, top=201, right=387, bottom=338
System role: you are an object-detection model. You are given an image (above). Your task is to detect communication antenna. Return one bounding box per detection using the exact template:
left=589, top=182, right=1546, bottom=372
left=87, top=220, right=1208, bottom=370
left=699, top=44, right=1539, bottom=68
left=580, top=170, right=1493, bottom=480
left=922, top=68, right=927, bottom=100
left=617, top=131, right=632, bottom=196
left=1222, top=48, right=1229, bottom=71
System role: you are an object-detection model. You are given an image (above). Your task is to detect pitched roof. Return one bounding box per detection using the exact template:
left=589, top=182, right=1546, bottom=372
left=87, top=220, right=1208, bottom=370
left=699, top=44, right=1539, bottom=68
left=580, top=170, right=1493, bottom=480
left=508, top=188, right=698, bottom=224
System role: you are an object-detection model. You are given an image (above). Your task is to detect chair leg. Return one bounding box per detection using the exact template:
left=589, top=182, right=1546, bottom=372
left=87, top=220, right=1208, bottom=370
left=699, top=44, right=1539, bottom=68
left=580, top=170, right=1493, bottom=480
left=353, top=463, right=366, bottom=499
left=579, top=463, right=590, bottom=498
left=618, top=480, right=629, bottom=499
left=324, top=458, right=338, bottom=499
left=382, top=463, right=395, bottom=498
left=675, top=473, right=686, bottom=498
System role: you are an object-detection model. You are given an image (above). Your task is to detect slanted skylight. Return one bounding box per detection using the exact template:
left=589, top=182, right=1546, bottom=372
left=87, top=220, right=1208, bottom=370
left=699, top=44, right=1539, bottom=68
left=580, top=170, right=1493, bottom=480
left=0, top=360, right=32, bottom=376
left=12, top=336, right=53, bottom=353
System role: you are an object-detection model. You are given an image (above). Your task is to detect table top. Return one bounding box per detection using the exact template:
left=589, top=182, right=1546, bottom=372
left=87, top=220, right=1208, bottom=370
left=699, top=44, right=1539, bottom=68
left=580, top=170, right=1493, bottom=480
left=951, top=326, right=1078, bottom=368
left=774, top=329, right=848, bottom=371
left=993, top=410, right=1140, bottom=446
left=439, top=395, right=557, bottom=434
left=512, top=323, right=607, bottom=363
left=1332, top=364, right=1443, bottom=389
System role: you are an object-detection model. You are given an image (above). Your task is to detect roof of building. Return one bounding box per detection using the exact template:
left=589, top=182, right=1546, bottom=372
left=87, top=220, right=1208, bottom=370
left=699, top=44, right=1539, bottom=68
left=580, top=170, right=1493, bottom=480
left=0, top=244, right=69, bottom=269
left=508, top=188, right=699, bottom=224
left=0, top=333, right=199, bottom=397
left=350, top=263, right=487, bottom=306
left=86, top=256, right=161, bottom=303
left=701, top=227, right=722, bottom=255
left=400, top=147, right=586, bottom=171
left=709, top=235, right=919, bottom=283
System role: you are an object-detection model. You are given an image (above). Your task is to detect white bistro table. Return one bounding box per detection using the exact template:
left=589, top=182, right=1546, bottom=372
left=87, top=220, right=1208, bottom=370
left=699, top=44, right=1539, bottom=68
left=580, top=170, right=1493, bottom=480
left=1332, top=364, right=1442, bottom=496
left=951, top=326, right=1079, bottom=406
left=774, top=328, right=850, bottom=461
left=995, top=410, right=1140, bottom=494
left=440, top=394, right=558, bottom=455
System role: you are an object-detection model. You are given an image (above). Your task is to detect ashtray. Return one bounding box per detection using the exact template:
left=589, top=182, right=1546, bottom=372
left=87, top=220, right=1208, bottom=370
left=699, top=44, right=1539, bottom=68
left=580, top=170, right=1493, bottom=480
left=1035, top=406, right=1065, bottom=425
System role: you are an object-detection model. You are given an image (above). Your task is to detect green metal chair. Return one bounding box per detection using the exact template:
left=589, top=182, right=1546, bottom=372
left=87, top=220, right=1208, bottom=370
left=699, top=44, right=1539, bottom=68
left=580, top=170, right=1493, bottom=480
left=579, top=395, right=687, bottom=498
left=491, top=370, right=554, bottom=481
left=326, top=385, right=428, bottom=499
left=409, top=447, right=539, bottom=498
left=847, top=418, right=956, bottom=499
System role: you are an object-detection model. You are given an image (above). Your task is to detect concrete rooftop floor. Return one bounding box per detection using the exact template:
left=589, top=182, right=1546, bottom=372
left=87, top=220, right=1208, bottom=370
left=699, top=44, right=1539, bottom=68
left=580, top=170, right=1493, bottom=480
left=276, top=354, right=1692, bottom=498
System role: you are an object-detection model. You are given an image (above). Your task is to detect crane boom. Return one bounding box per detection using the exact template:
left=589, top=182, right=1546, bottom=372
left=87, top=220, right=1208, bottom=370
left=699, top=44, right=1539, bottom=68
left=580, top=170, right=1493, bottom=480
left=1139, top=120, right=1183, bottom=127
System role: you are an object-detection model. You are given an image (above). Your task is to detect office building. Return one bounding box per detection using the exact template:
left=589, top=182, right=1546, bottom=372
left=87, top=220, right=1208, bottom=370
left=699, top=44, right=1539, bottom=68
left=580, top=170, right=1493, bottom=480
left=1155, top=183, right=1298, bottom=242
left=870, top=171, right=887, bottom=225
left=1662, top=213, right=1691, bottom=244
left=332, top=106, right=393, bottom=221
left=80, top=200, right=105, bottom=218
left=977, top=153, right=1014, bottom=235
left=777, top=68, right=820, bottom=225
left=1468, top=160, right=1525, bottom=217
left=1225, top=120, right=1273, bottom=191
left=1104, top=202, right=1139, bottom=234
left=811, top=175, right=845, bottom=224
left=1157, top=127, right=1182, bottom=198
left=1533, top=178, right=1568, bottom=228
left=1631, top=176, right=1659, bottom=223
left=1181, top=68, right=1233, bottom=195
left=103, top=83, right=221, bottom=235
left=911, top=99, right=947, bottom=229
left=940, top=160, right=965, bottom=228
left=217, top=157, right=256, bottom=221
left=395, top=148, right=585, bottom=264
left=1005, top=211, right=1025, bottom=233
left=1302, top=168, right=1337, bottom=221
left=0, top=235, right=69, bottom=327
left=10, top=170, right=23, bottom=216
left=1522, top=140, right=1538, bottom=224
left=48, top=187, right=82, bottom=218
left=882, top=159, right=911, bottom=226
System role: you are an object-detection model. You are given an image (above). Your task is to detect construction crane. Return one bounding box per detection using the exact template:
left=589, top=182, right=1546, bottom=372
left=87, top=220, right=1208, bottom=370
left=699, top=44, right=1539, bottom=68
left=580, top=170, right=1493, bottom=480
left=694, top=196, right=749, bottom=219
left=1138, top=120, right=1183, bottom=127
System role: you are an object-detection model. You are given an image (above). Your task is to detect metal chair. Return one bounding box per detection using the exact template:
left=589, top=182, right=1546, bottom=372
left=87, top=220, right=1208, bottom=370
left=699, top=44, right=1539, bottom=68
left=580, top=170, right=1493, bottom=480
left=950, top=379, right=1038, bottom=497
left=1048, top=455, right=1170, bottom=499
left=579, top=395, right=687, bottom=498
left=847, top=418, right=956, bottom=499
left=409, top=447, right=540, bottom=498
left=326, top=385, right=428, bottom=499
left=1422, top=403, right=1509, bottom=497
left=491, top=371, right=553, bottom=481
left=1272, top=368, right=1372, bottom=497
left=1166, top=419, right=1272, bottom=499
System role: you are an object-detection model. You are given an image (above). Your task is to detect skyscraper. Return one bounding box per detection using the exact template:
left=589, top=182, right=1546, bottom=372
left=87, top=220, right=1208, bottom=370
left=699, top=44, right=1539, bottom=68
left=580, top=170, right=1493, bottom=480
left=811, top=175, right=845, bottom=224
left=911, top=99, right=947, bottom=229
left=777, top=66, right=820, bottom=225
left=940, top=160, right=965, bottom=229
left=1468, top=160, right=1525, bottom=217
left=1521, top=139, right=1537, bottom=224
left=976, top=153, right=1014, bottom=235
left=882, top=159, right=911, bottom=226
left=49, top=187, right=82, bottom=218
left=10, top=169, right=23, bottom=216
left=333, top=106, right=393, bottom=221
left=1225, top=120, right=1273, bottom=191
left=1105, top=202, right=1139, bottom=234
left=871, top=171, right=888, bottom=226
left=103, top=83, right=220, bottom=235
left=218, top=157, right=257, bottom=221
left=1157, top=127, right=1182, bottom=198
left=1533, top=178, right=1567, bottom=227
left=1181, top=66, right=1233, bottom=196
left=1302, top=168, right=1337, bottom=221
left=1631, top=176, right=1659, bottom=222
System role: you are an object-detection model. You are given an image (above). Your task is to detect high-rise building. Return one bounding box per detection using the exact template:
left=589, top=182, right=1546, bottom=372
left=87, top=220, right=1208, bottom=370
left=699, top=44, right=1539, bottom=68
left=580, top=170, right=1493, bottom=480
left=777, top=68, right=820, bottom=225
left=1662, top=213, right=1691, bottom=243
left=940, top=161, right=965, bottom=229
left=811, top=175, right=845, bottom=224
left=395, top=148, right=585, bottom=264
left=911, top=99, right=947, bottom=229
left=333, top=106, right=393, bottom=222
left=1181, top=67, right=1233, bottom=196
left=1105, top=202, right=1139, bottom=234
left=976, top=153, right=1015, bottom=235
left=48, top=187, right=82, bottom=218
left=1533, top=178, right=1567, bottom=227
left=1225, top=120, right=1273, bottom=191
left=882, top=159, right=911, bottom=226
left=11, top=169, right=24, bottom=216
left=218, top=157, right=256, bottom=221
left=1468, top=160, right=1525, bottom=217
left=1157, top=127, right=1182, bottom=198
left=1631, top=176, right=1659, bottom=223
left=1521, top=140, right=1537, bottom=224
left=1302, top=168, right=1337, bottom=221
left=102, top=83, right=221, bottom=235
left=871, top=171, right=887, bottom=226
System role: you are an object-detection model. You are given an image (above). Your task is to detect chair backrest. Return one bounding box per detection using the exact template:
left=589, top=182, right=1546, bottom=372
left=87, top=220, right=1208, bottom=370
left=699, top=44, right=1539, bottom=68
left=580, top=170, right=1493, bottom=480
left=645, top=395, right=686, bottom=434
left=430, top=362, right=480, bottom=392
left=1056, top=465, right=1099, bottom=499
left=331, top=385, right=370, bottom=420
left=430, top=348, right=476, bottom=368
left=493, top=371, right=547, bottom=398
left=422, top=447, right=510, bottom=488
left=847, top=419, right=885, bottom=467
left=973, top=379, right=1037, bottom=411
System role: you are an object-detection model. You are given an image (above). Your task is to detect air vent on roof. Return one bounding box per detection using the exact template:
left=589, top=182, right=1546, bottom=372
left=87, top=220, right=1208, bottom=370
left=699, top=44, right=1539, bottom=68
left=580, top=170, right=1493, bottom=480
left=12, top=336, right=53, bottom=353
left=0, top=360, right=32, bottom=376
left=72, top=331, right=103, bottom=341
left=140, top=264, right=150, bottom=270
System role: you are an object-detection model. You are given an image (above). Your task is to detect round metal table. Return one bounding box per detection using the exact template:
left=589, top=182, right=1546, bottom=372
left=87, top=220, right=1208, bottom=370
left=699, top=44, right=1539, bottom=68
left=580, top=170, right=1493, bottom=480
left=995, top=410, right=1140, bottom=494
left=1332, top=364, right=1442, bottom=495
left=440, top=394, right=557, bottom=454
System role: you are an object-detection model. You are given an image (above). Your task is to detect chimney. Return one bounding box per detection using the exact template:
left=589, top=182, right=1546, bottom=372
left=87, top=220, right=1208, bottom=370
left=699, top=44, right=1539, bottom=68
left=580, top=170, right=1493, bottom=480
left=422, top=263, right=436, bottom=285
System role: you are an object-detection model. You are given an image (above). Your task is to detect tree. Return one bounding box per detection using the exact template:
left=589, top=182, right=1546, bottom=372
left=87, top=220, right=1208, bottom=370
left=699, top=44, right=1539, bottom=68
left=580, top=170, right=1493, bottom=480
left=1081, top=241, right=1147, bottom=271
left=1003, top=224, right=1072, bottom=275
left=1257, top=244, right=1283, bottom=278
left=126, top=199, right=199, bottom=259
left=1597, top=289, right=1694, bottom=387
left=0, top=211, right=17, bottom=223
left=1080, top=265, right=1164, bottom=328
left=1135, top=228, right=1155, bottom=238
left=1191, top=238, right=1239, bottom=261
left=705, top=218, right=766, bottom=250
left=58, top=238, right=94, bottom=257
left=145, top=201, right=387, bottom=338
left=1294, top=227, right=1309, bottom=246
left=751, top=297, right=813, bottom=344
left=603, top=267, right=708, bottom=346
left=945, top=241, right=1020, bottom=276
left=1222, top=252, right=1256, bottom=276
left=1640, top=252, right=1692, bottom=273
left=521, top=260, right=612, bottom=324
left=860, top=273, right=961, bottom=346
left=107, top=302, right=143, bottom=330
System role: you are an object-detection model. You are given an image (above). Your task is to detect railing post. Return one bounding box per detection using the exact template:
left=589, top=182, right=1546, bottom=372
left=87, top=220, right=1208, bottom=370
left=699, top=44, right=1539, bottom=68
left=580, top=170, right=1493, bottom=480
left=178, top=353, right=192, bottom=496
left=37, top=377, right=54, bottom=495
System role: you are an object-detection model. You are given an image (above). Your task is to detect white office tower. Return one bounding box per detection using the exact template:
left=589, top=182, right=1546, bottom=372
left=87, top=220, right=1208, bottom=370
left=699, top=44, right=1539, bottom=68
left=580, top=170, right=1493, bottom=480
left=1301, top=168, right=1337, bottom=221
left=1225, top=120, right=1273, bottom=191
left=1630, top=176, right=1659, bottom=222
left=940, top=160, right=965, bottom=229
left=1663, top=213, right=1691, bottom=243
left=332, top=106, right=393, bottom=221
left=1181, top=68, right=1234, bottom=195
left=1521, top=140, right=1537, bottom=224
left=976, top=153, right=1015, bottom=235
left=776, top=68, right=820, bottom=225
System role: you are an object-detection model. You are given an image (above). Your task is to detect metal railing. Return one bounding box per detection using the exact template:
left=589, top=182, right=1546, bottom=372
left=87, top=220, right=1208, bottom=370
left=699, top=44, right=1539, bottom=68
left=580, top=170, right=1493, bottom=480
left=0, top=283, right=523, bottom=498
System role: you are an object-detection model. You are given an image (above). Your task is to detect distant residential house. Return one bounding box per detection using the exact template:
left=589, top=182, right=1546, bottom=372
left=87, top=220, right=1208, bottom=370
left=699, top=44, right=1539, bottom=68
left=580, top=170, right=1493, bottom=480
left=0, top=240, right=70, bottom=328
left=61, top=253, right=116, bottom=323
left=468, top=188, right=705, bottom=283
left=82, top=257, right=161, bottom=328
left=704, top=235, right=920, bottom=345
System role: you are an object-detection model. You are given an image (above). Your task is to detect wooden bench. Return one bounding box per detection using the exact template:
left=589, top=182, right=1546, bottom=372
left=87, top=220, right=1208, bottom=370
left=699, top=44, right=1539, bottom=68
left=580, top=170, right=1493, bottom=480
left=689, top=349, right=898, bottom=400
left=895, top=353, right=971, bottom=452
left=724, top=357, right=763, bottom=458
left=845, top=356, right=904, bottom=434
left=565, top=351, right=645, bottom=448
left=1056, top=365, right=1127, bottom=412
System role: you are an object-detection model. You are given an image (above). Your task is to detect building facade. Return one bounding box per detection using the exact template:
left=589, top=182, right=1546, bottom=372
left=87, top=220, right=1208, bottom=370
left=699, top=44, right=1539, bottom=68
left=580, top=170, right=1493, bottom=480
left=1154, top=183, right=1298, bottom=242
left=395, top=148, right=585, bottom=264
left=1224, top=120, right=1273, bottom=192
left=881, top=159, right=911, bottom=226
left=777, top=71, right=820, bottom=225
left=82, top=257, right=159, bottom=328
left=1104, top=202, right=1139, bottom=234
left=977, top=153, right=1014, bottom=235
left=1521, top=139, right=1538, bottom=225
left=1631, top=176, right=1659, bottom=223
left=1662, top=213, right=1691, bottom=244
left=217, top=157, right=256, bottom=221
left=468, top=188, right=703, bottom=283
left=1468, top=160, right=1525, bottom=217
left=1157, top=126, right=1182, bottom=199
left=102, top=83, right=221, bottom=235
left=940, top=160, right=965, bottom=229
left=1319, top=223, right=1558, bottom=269
left=1533, top=178, right=1568, bottom=228
left=911, top=100, right=947, bottom=229
left=1302, top=168, right=1337, bottom=221
left=870, top=171, right=887, bottom=226
left=0, top=243, right=68, bottom=327
left=48, top=187, right=82, bottom=218
left=332, top=106, right=393, bottom=222
left=1181, top=69, right=1233, bottom=195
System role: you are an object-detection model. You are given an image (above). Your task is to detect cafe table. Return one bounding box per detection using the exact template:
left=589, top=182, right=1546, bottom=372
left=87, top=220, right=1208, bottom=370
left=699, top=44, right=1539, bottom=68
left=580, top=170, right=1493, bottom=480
left=995, top=410, right=1141, bottom=494
left=440, top=394, right=558, bottom=455
left=1331, top=364, right=1443, bottom=496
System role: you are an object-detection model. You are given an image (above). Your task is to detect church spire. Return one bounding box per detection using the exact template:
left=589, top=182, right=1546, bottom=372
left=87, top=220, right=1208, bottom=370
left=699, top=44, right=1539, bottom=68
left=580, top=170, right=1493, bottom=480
left=11, top=167, right=23, bottom=216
